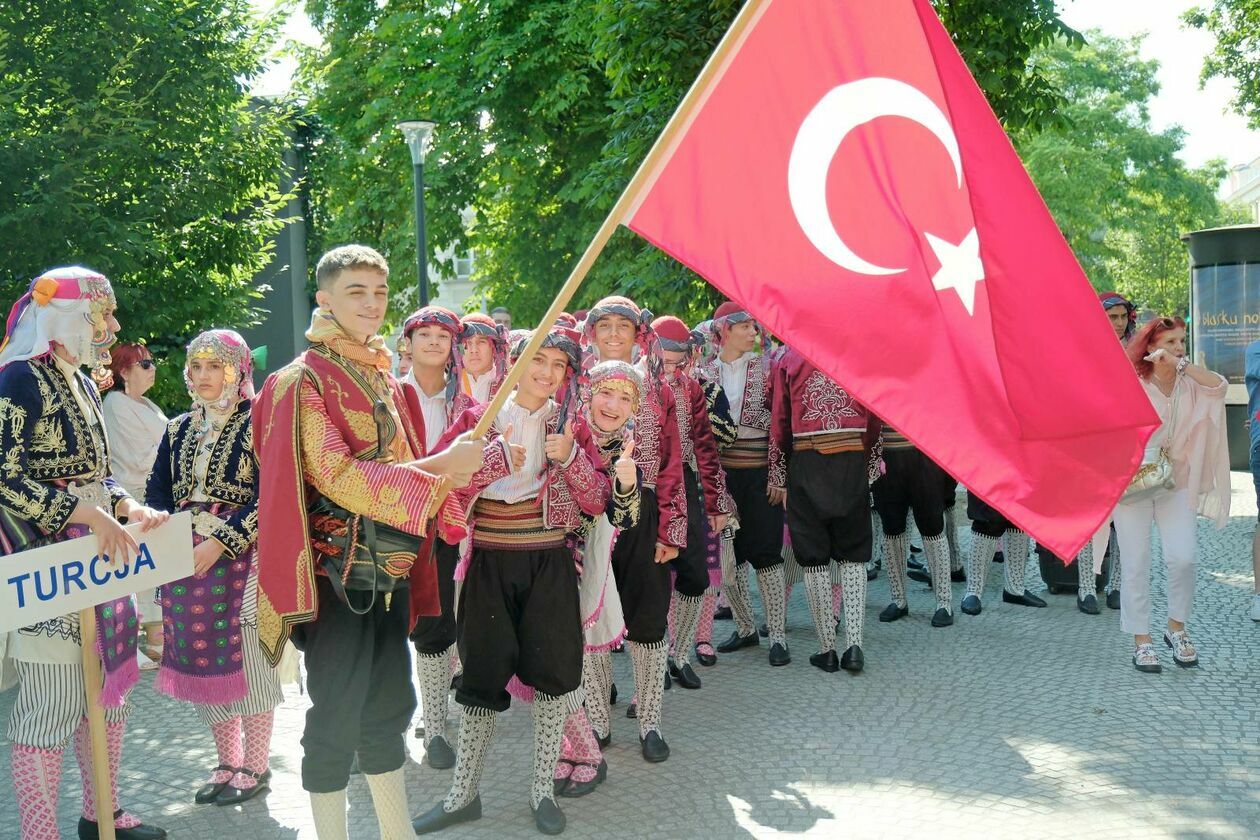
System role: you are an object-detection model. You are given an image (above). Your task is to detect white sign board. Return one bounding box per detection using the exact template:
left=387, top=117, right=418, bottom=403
left=0, top=511, right=194, bottom=634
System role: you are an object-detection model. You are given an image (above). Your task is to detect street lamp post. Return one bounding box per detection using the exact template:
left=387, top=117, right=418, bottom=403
left=396, top=120, right=436, bottom=306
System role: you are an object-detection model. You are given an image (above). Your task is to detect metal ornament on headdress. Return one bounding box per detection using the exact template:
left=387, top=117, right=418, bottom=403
left=0, top=266, right=117, bottom=377
left=185, top=329, right=255, bottom=412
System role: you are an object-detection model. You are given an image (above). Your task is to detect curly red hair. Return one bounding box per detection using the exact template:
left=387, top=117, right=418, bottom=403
left=108, top=343, right=151, bottom=391
left=1126, top=316, right=1185, bottom=379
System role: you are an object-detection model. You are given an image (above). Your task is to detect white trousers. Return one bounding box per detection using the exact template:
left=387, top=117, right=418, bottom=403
left=1113, top=488, right=1196, bottom=636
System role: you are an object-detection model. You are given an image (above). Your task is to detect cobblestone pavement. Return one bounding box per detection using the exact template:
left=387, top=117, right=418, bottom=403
left=3, top=477, right=1258, bottom=839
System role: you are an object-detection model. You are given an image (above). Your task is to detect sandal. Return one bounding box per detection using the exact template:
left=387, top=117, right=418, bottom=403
left=1163, top=629, right=1199, bottom=668
left=1132, top=643, right=1161, bottom=674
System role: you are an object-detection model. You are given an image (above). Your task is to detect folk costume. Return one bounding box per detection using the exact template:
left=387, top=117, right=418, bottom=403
left=581, top=297, right=686, bottom=763
left=961, top=491, right=1046, bottom=615
left=651, top=315, right=733, bottom=689
left=457, top=312, right=508, bottom=405
left=145, top=330, right=282, bottom=805
left=412, top=326, right=611, bottom=837
left=253, top=308, right=460, bottom=840
left=873, top=426, right=957, bottom=627
left=701, top=303, right=789, bottom=665
left=0, top=267, right=165, bottom=840
left=402, top=306, right=511, bottom=771
left=555, top=361, right=643, bottom=798
left=770, top=347, right=880, bottom=673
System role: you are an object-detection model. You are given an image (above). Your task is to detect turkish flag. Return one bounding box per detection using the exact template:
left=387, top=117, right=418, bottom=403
left=625, top=0, right=1158, bottom=560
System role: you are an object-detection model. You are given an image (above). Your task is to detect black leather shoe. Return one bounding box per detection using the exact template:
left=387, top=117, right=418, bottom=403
left=533, top=797, right=566, bottom=835
left=716, top=630, right=759, bottom=652
left=425, top=734, right=456, bottom=769
left=412, top=796, right=483, bottom=834
left=413, top=724, right=425, bottom=739
left=663, top=668, right=671, bottom=690
left=951, top=568, right=967, bottom=582
left=878, top=603, right=909, bottom=622
left=215, top=769, right=271, bottom=806
left=993, top=550, right=1005, bottom=563
left=931, top=607, right=954, bottom=627
left=906, top=566, right=931, bottom=584
left=1106, top=589, right=1121, bottom=610
left=840, top=645, right=864, bottom=673
left=694, top=644, right=717, bottom=666
left=640, top=730, right=670, bottom=763
left=809, top=650, right=839, bottom=672
left=609, top=682, right=617, bottom=705
left=909, top=544, right=922, bottom=555
left=1003, top=589, right=1047, bottom=608
left=672, top=661, right=702, bottom=689
left=960, top=594, right=982, bottom=615
left=758, top=623, right=769, bottom=638
left=194, top=765, right=235, bottom=804
left=1077, top=594, right=1100, bottom=615
left=594, top=728, right=610, bottom=749
left=78, top=812, right=167, bottom=840
left=713, top=606, right=733, bottom=621
left=626, top=702, right=637, bottom=719
left=559, top=760, right=607, bottom=798
left=768, top=642, right=791, bottom=666
left=867, top=565, right=879, bottom=581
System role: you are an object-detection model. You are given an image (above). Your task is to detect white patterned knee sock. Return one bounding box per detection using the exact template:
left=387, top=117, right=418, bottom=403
left=839, top=562, right=867, bottom=649
left=443, top=706, right=496, bottom=812
left=1002, top=529, right=1031, bottom=595
left=966, top=532, right=997, bottom=599
left=802, top=566, right=836, bottom=653
left=756, top=565, right=788, bottom=646
left=884, top=532, right=909, bottom=608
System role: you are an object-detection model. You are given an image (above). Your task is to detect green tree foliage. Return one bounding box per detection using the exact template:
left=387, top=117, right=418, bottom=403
left=298, top=0, right=1078, bottom=327
left=0, top=0, right=292, bottom=409
left=1185, top=1, right=1260, bottom=128
left=1017, top=34, right=1247, bottom=317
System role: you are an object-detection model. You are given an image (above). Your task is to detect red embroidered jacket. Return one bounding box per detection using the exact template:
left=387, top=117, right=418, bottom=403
left=633, top=375, right=688, bottom=549
left=667, top=371, right=733, bottom=518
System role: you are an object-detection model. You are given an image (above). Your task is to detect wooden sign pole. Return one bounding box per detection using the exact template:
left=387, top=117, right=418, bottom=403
left=79, top=606, right=116, bottom=840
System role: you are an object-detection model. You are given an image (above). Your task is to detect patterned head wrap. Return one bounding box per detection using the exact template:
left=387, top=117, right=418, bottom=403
left=583, top=294, right=663, bottom=392
left=185, top=329, right=255, bottom=412
left=1098, top=291, right=1137, bottom=340
left=710, top=301, right=765, bottom=352
left=0, top=266, right=117, bottom=377
left=536, top=325, right=583, bottom=422
left=459, top=312, right=507, bottom=391
left=402, top=305, right=464, bottom=402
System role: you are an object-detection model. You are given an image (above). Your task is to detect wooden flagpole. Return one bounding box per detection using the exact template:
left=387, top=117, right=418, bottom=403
left=461, top=0, right=770, bottom=443
left=79, top=606, right=116, bottom=840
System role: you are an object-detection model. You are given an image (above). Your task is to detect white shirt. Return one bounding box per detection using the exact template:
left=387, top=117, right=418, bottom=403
left=102, top=390, right=169, bottom=498
left=481, top=395, right=555, bottom=504
left=466, top=369, right=496, bottom=405
left=406, top=370, right=449, bottom=453
left=718, top=352, right=761, bottom=439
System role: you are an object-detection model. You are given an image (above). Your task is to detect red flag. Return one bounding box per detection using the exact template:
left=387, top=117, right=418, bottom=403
left=625, top=0, right=1157, bottom=559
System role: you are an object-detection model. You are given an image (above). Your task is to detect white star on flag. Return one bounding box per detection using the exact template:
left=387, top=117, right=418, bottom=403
left=926, top=228, right=984, bottom=315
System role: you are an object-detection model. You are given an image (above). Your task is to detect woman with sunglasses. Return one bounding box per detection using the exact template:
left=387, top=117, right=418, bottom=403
left=1115, top=317, right=1229, bottom=673
left=104, top=343, right=169, bottom=668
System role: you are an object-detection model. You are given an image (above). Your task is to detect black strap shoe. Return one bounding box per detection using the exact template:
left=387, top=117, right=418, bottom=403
left=878, top=603, right=909, bottom=622
left=626, top=702, right=637, bottom=719
left=215, top=768, right=271, bottom=806
left=1106, top=589, right=1121, bottom=610
left=425, top=734, right=456, bottom=769
left=559, top=759, right=607, bottom=798
left=931, top=607, right=954, bottom=627
left=768, top=642, right=791, bottom=666
left=412, top=796, right=483, bottom=834
left=1002, top=589, right=1047, bottom=608
left=194, top=765, right=236, bottom=804
left=673, top=661, right=702, bottom=689
left=758, top=623, right=769, bottom=638
left=1077, top=594, right=1100, bottom=615
left=694, top=644, right=718, bottom=667
left=809, top=650, right=839, bottom=672
left=640, top=730, right=670, bottom=763
left=533, top=797, right=567, bottom=835
left=78, top=811, right=168, bottom=840
left=960, top=594, right=982, bottom=615
left=840, top=645, right=864, bottom=673
left=713, top=606, right=733, bottom=620
left=907, top=566, right=931, bottom=584
left=716, top=630, right=759, bottom=653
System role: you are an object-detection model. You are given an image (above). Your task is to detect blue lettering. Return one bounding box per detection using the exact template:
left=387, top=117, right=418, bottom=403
left=8, top=572, right=31, bottom=608
left=33, top=567, right=57, bottom=602
left=133, top=543, right=156, bottom=575
left=112, top=559, right=129, bottom=581
left=62, top=560, right=86, bottom=594
left=88, top=554, right=111, bottom=586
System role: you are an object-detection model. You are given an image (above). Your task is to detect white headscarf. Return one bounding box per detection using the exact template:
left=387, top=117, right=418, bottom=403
left=0, top=266, right=116, bottom=372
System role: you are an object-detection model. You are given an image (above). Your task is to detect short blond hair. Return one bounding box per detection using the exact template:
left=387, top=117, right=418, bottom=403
left=315, top=244, right=389, bottom=290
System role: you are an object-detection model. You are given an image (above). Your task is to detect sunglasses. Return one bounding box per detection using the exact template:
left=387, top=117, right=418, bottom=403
left=136, top=359, right=158, bottom=370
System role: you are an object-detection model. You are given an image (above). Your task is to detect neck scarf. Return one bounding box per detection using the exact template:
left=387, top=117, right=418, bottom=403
left=305, top=308, right=392, bottom=373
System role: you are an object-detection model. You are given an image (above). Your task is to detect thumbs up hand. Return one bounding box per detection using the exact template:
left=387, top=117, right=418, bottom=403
left=501, top=423, right=527, bottom=472
left=545, top=419, right=576, bottom=463
left=614, top=437, right=636, bottom=493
